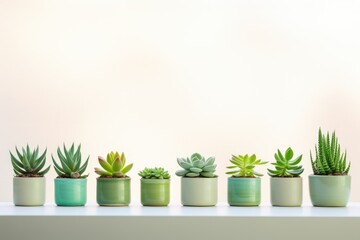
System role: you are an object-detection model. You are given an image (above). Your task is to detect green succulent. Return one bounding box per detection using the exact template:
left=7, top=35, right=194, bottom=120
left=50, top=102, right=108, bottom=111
left=138, top=167, right=170, bottom=179
left=10, top=145, right=50, bottom=177
left=52, top=143, right=89, bottom=178
left=226, top=154, right=268, bottom=177
left=95, top=151, right=133, bottom=178
left=311, top=128, right=350, bottom=175
left=176, top=153, right=217, bottom=178
left=267, top=147, right=304, bottom=177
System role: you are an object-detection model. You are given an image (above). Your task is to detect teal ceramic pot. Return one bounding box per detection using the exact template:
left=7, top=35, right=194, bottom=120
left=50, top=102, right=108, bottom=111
left=141, top=179, right=170, bottom=206
left=13, top=177, right=46, bottom=206
left=228, top=177, right=261, bottom=206
left=309, top=175, right=351, bottom=207
left=270, top=177, right=302, bottom=207
left=97, top=177, right=131, bottom=206
left=181, top=177, right=217, bottom=206
left=55, top=178, right=87, bottom=206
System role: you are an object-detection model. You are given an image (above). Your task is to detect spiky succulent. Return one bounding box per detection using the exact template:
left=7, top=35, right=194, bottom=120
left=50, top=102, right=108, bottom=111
left=176, top=153, right=217, bottom=178
left=95, top=151, right=133, bottom=178
left=226, top=154, right=268, bottom=177
left=52, top=143, right=89, bottom=178
left=311, top=129, right=350, bottom=175
left=10, top=145, right=50, bottom=177
left=138, top=167, right=170, bottom=179
left=267, top=147, right=304, bottom=177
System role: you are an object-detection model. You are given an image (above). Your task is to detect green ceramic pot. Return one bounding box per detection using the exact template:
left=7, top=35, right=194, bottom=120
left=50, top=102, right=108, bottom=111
left=97, top=177, right=131, bottom=206
left=141, top=179, right=170, bottom=206
left=270, top=177, right=302, bottom=207
left=54, top=178, right=87, bottom=206
left=181, top=177, right=217, bottom=206
left=309, top=175, right=351, bottom=207
left=227, top=177, right=261, bottom=206
left=13, top=177, right=46, bottom=206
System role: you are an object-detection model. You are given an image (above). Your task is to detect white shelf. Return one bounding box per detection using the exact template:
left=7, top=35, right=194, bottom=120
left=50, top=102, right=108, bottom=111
left=1, top=202, right=360, bottom=217
left=1, top=203, right=359, bottom=240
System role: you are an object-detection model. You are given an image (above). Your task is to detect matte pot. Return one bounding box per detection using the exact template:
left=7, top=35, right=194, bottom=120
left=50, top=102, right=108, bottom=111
left=181, top=177, right=217, bottom=206
left=13, top=177, right=46, bottom=206
left=55, top=178, right=87, bottom=206
left=97, top=177, right=131, bottom=206
left=270, top=177, right=302, bottom=207
left=309, top=175, right=351, bottom=207
left=227, top=177, right=261, bottom=206
left=141, top=179, right=170, bottom=206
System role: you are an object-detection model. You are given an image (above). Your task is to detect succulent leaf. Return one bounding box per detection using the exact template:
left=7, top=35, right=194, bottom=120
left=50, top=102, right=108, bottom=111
left=176, top=153, right=217, bottom=178
left=96, top=151, right=133, bottom=178
left=139, top=167, right=170, bottom=179
left=226, top=154, right=267, bottom=177
left=268, top=147, right=303, bottom=177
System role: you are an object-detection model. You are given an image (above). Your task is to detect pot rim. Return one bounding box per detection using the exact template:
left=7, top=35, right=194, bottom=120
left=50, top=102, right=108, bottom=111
left=54, top=178, right=87, bottom=181
left=13, top=176, right=45, bottom=179
left=309, top=174, right=351, bottom=178
left=141, top=178, right=170, bottom=182
left=97, top=177, right=131, bottom=181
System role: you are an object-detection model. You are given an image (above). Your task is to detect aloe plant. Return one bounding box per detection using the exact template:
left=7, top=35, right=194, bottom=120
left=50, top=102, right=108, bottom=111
left=268, top=147, right=304, bottom=177
left=95, top=151, right=133, bottom=177
left=139, top=167, right=170, bottom=179
left=311, top=129, right=350, bottom=175
left=176, top=153, right=217, bottom=177
left=226, top=154, right=267, bottom=177
left=52, top=143, right=89, bottom=178
left=10, top=145, right=50, bottom=177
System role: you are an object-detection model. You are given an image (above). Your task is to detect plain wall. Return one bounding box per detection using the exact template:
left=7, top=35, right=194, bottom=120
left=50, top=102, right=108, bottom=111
left=1, top=0, right=360, bottom=204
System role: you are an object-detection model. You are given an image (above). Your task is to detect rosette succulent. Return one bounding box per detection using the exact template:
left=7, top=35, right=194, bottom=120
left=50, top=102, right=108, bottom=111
left=10, top=145, right=50, bottom=177
left=95, top=151, right=133, bottom=178
left=138, top=167, right=170, bottom=179
left=267, top=147, right=304, bottom=177
left=52, top=143, right=89, bottom=178
left=176, top=153, right=216, bottom=177
left=226, top=154, right=268, bottom=177
left=311, top=129, right=350, bottom=175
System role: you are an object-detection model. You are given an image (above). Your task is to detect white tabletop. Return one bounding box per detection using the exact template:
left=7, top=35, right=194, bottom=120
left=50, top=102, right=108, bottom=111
left=1, top=202, right=359, bottom=217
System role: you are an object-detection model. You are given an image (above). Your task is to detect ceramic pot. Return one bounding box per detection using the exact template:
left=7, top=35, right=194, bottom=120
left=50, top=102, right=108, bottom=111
left=309, top=175, right=351, bottom=207
left=54, top=178, right=87, bottom=206
left=270, top=177, right=302, bottom=207
left=141, top=179, right=170, bottom=206
left=181, top=177, right=217, bottom=206
left=227, top=177, right=261, bottom=206
left=97, top=177, right=131, bottom=206
left=13, top=177, right=46, bottom=206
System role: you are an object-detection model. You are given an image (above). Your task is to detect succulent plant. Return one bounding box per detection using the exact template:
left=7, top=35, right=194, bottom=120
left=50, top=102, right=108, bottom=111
left=52, top=143, right=89, bottom=178
left=176, top=153, right=217, bottom=178
left=95, top=151, right=133, bottom=177
left=138, top=167, right=170, bottom=179
left=10, top=145, right=50, bottom=177
left=267, top=147, right=304, bottom=177
left=311, top=128, right=350, bottom=175
left=226, top=154, right=268, bottom=177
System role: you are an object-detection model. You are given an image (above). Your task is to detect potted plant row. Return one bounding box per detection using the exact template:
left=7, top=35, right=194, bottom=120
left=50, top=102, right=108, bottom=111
left=8, top=129, right=352, bottom=208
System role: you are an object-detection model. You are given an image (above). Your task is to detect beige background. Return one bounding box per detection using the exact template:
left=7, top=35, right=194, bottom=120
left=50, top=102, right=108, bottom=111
left=0, top=0, right=360, bottom=204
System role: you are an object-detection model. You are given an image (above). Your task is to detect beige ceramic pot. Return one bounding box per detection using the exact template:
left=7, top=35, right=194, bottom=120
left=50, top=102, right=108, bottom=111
left=13, top=177, right=46, bottom=206
left=270, top=177, right=302, bottom=207
left=181, top=177, right=217, bottom=206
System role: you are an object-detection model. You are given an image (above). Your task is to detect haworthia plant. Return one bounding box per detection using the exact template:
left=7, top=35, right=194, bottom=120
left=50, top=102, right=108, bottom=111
left=95, top=151, right=133, bottom=178
left=267, top=147, right=304, bottom=177
left=226, top=154, right=267, bottom=177
left=52, top=143, right=89, bottom=178
left=176, top=153, right=217, bottom=178
left=10, top=145, right=50, bottom=177
left=311, top=128, right=350, bottom=175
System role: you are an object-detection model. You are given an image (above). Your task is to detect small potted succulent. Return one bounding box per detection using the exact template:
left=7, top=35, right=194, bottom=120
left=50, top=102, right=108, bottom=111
left=226, top=154, right=267, bottom=206
left=95, top=151, right=133, bottom=206
left=267, top=147, right=304, bottom=207
left=138, top=167, right=170, bottom=206
left=176, top=153, right=217, bottom=206
left=52, top=143, right=89, bottom=206
left=10, top=145, right=50, bottom=206
left=309, top=129, right=351, bottom=207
